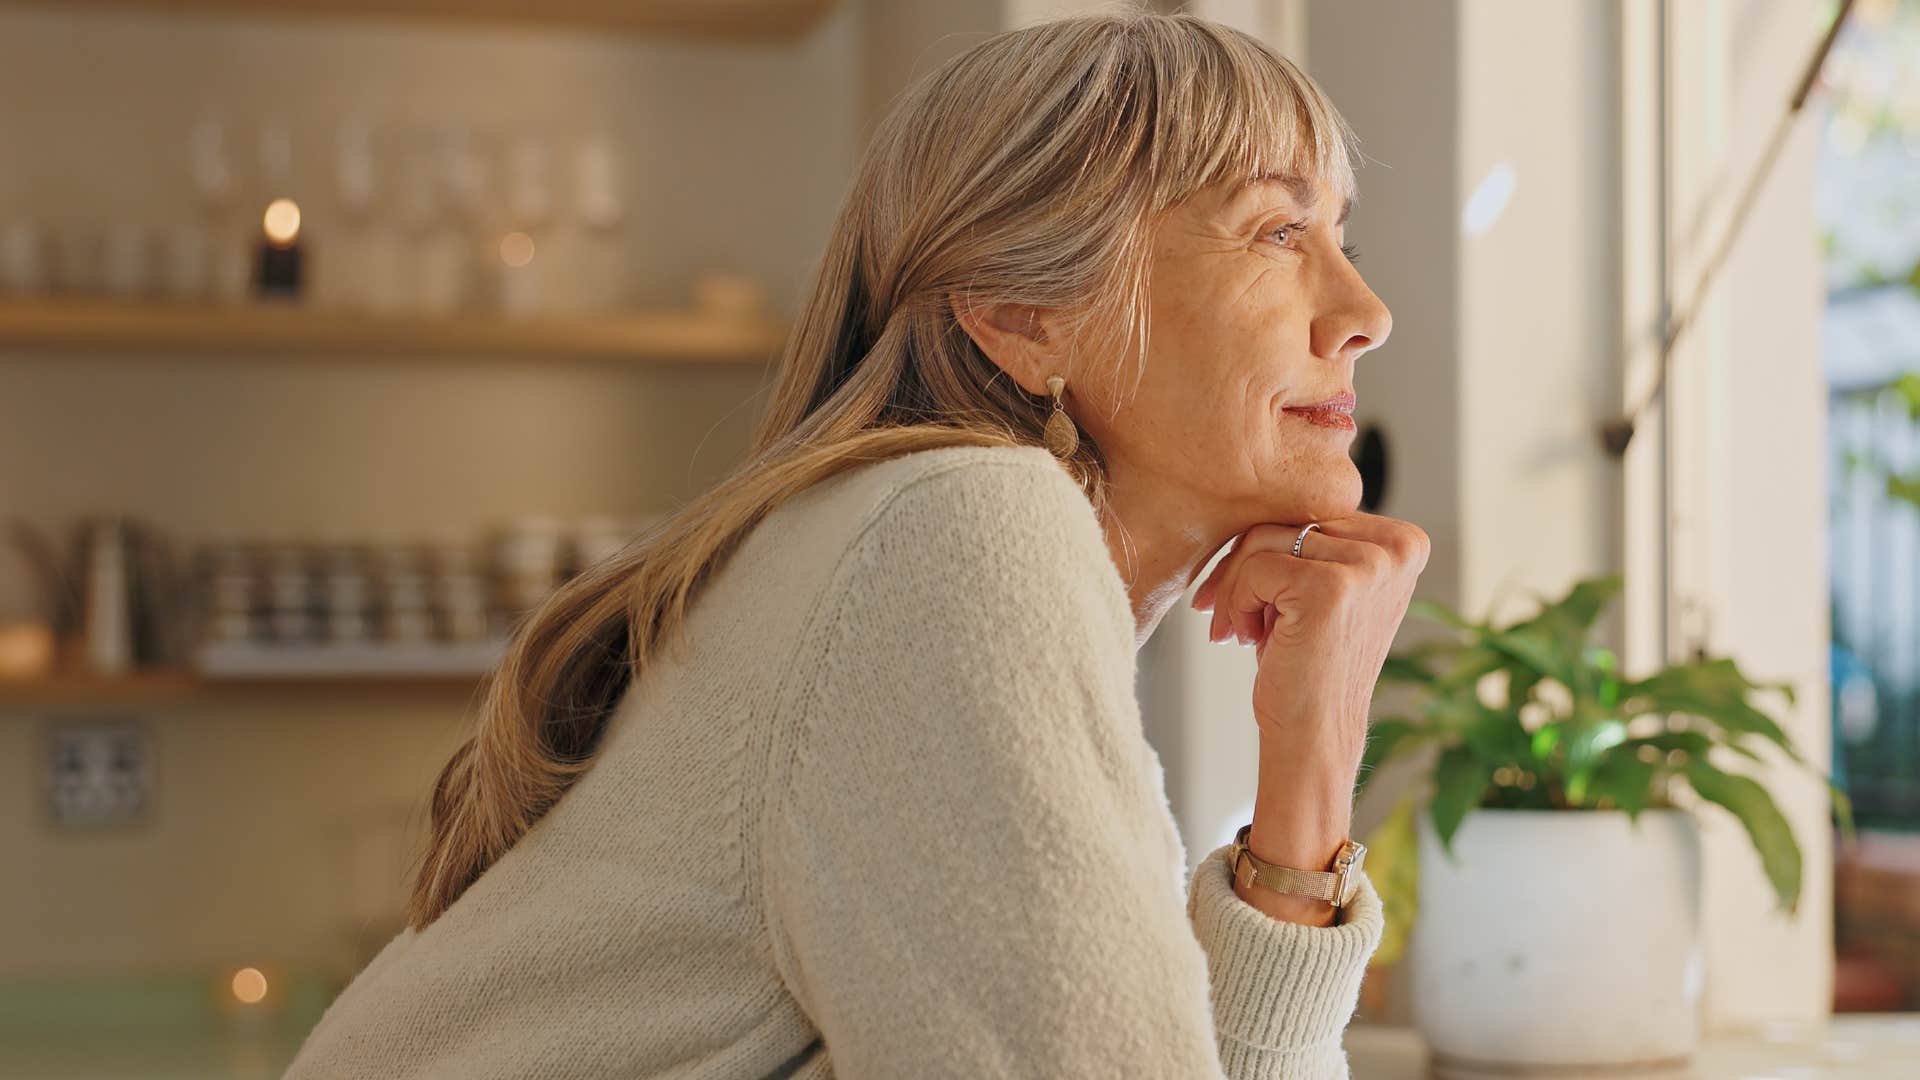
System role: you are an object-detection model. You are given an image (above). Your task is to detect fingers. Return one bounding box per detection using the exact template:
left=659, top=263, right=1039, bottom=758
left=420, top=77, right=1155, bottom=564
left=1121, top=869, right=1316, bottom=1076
left=1255, top=602, right=1278, bottom=660
left=1190, top=532, right=1243, bottom=612
left=1193, top=515, right=1430, bottom=608
left=1214, top=550, right=1349, bottom=647
left=1311, top=512, right=1432, bottom=573
left=1193, top=515, right=1431, bottom=646
left=1193, top=521, right=1368, bottom=624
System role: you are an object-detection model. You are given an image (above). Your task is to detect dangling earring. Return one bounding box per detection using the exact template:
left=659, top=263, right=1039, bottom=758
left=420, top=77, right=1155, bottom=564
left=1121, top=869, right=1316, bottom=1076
left=1042, top=373, right=1080, bottom=458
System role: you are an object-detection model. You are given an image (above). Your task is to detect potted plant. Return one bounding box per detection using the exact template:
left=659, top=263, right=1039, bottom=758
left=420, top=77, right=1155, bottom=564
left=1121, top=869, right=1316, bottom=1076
left=1358, top=573, right=1852, bottom=1074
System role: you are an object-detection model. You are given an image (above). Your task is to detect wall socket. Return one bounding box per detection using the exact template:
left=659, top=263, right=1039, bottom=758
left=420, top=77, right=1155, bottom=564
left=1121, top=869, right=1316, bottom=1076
left=44, top=718, right=153, bottom=827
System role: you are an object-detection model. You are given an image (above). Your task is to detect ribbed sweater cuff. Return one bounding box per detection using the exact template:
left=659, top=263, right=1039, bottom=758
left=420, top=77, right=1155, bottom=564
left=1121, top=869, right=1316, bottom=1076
left=1186, top=841, right=1384, bottom=1057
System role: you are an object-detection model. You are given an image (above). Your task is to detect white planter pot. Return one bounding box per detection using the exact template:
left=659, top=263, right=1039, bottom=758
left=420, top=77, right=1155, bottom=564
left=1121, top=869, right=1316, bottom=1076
left=1409, top=807, right=1704, bottom=1077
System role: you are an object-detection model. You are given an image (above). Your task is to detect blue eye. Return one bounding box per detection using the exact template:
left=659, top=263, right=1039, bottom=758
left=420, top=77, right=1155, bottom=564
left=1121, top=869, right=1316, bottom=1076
left=1265, top=219, right=1362, bottom=265
left=1266, top=219, right=1308, bottom=246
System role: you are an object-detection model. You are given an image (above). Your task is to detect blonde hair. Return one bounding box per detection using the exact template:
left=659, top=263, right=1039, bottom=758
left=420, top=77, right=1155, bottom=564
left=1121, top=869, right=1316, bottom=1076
left=407, top=6, right=1362, bottom=929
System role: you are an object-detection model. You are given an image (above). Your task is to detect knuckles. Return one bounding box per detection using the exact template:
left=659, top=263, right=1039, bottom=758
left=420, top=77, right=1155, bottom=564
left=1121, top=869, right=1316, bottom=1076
left=1392, top=520, right=1432, bottom=573
left=1205, top=517, right=1432, bottom=621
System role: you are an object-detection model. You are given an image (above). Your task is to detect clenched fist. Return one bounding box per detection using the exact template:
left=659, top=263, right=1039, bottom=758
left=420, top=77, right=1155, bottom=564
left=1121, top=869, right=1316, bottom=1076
left=1190, top=511, right=1431, bottom=782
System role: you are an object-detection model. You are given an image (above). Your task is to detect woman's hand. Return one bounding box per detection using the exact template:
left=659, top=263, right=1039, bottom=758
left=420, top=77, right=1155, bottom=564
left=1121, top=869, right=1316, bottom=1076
left=1189, top=512, right=1429, bottom=925
left=1190, top=511, right=1429, bottom=772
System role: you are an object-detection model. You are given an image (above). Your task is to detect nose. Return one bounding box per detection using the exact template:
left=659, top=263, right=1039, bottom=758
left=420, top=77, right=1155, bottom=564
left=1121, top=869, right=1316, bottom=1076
left=1313, top=262, right=1393, bottom=364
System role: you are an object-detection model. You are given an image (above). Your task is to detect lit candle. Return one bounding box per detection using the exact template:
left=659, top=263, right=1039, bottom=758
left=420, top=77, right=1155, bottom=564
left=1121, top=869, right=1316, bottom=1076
left=231, top=966, right=269, bottom=1004
left=256, top=197, right=304, bottom=298
left=498, top=230, right=539, bottom=316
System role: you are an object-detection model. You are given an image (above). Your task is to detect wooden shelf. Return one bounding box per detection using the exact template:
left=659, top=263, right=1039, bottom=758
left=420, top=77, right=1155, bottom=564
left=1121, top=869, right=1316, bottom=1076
left=12, top=0, right=842, bottom=42
left=0, top=668, right=486, bottom=708
left=0, top=298, right=789, bottom=364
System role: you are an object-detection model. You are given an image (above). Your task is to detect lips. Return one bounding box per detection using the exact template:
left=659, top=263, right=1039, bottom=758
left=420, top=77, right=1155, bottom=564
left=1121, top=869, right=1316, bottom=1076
left=1282, top=391, right=1357, bottom=431
left=1282, top=391, right=1357, bottom=414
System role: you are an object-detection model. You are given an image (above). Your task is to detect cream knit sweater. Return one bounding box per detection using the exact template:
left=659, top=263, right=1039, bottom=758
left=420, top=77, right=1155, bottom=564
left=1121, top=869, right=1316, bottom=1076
left=285, top=443, right=1384, bottom=1079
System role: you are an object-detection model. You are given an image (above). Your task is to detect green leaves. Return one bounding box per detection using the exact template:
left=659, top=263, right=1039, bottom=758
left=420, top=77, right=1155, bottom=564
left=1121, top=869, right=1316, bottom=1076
left=1356, top=717, right=1425, bottom=802
left=1585, top=752, right=1657, bottom=817
left=1429, top=744, right=1492, bottom=856
left=1479, top=623, right=1571, bottom=686
left=1889, top=470, right=1920, bottom=508
left=1360, top=794, right=1421, bottom=970
left=1366, top=572, right=1833, bottom=918
left=1620, top=657, right=1803, bottom=764
left=1560, top=713, right=1629, bottom=804
left=1408, top=598, right=1475, bottom=632
left=1544, top=575, right=1622, bottom=631
left=1896, top=371, right=1920, bottom=421
left=1499, top=575, right=1625, bottom=697
left=1683, top=758, right=1803, bottom=914
left=1847, top=373, right=1920, bottom=511
left=1461, top=702, right=1534, bottom=764
left=1378, top=650, right=1437, bottom=685
left=1529, top=724, right=1562, bottom=761
left=1832, top=781, right=1858, bottom=846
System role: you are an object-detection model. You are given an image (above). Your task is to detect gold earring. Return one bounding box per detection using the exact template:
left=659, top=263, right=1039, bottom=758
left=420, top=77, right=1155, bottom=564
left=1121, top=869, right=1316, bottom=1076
left=1042, top=374, right=1080, bottom=458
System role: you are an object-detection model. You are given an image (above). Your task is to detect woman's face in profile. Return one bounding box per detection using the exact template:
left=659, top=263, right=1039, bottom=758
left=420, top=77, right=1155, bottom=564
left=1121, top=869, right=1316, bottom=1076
left=1087, top=172, right=1393, bottom=531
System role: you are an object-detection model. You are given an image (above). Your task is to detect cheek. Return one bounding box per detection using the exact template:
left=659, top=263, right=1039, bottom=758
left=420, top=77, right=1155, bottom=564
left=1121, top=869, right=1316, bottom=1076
left=1179, top=292, right=1298, bottom=434
left=1132, top=260, right=1304, bottom=465
left=1149, top=267, right=1287, bottom=386
left=1129, top=320, right=1292, bottom=479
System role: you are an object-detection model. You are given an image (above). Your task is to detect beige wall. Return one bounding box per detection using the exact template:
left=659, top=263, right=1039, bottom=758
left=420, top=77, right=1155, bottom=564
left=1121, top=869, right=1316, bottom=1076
left=1667, top=0, right=1836, bottom=1029
left=857, top=0, right=1001, bottom=144
left=0, top=2, right=861, bottom=978
left=1456, top=0, right=1621, bottom=620
left=0, top=3, right=862, bottom=317
left=3, top=700, right=469, bottom=980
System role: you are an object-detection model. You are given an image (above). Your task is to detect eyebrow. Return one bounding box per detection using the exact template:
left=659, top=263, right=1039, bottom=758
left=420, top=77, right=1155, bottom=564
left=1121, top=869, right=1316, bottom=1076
left=1234, top=172, right=1354, bottom=226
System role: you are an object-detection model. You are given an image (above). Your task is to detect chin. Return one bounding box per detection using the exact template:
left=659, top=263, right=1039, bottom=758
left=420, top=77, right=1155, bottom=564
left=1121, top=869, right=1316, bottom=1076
left=1277, top=465, right=1364, bottom=524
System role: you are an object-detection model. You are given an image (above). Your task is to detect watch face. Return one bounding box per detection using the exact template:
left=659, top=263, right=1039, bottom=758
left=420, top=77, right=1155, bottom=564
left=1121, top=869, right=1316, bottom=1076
left=1338, top=841, right=1366, bottom=907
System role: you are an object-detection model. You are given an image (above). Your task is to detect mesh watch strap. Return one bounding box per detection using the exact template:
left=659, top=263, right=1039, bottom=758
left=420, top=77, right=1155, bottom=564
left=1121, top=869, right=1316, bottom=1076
left=1229, top=824, right=1342, bottom=903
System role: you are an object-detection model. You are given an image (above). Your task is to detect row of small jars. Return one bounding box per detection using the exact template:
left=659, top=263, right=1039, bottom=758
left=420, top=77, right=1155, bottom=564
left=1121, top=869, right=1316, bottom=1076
left=198, top=540, right=488, bottom=645
left=194, top=517, right=662, bottom=647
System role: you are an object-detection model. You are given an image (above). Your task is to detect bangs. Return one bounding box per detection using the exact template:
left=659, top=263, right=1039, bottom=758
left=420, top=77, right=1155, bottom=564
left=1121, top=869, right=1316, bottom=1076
left=1138, top=16, right=1362, bottom=215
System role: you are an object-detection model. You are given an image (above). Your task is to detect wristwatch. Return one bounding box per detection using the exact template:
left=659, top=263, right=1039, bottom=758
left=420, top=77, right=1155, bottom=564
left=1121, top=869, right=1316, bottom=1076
left=1229, top=824, right=1366, bottom=911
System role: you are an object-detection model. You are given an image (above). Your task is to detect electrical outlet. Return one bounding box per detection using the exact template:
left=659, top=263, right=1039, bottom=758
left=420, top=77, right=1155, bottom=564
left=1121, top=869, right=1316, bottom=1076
left=45, top=718, right=153, bottom=827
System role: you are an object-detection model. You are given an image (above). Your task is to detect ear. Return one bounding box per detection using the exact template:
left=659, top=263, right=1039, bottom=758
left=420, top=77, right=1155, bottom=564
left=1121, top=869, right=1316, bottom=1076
left=946, top=291, right=1064, bottom=397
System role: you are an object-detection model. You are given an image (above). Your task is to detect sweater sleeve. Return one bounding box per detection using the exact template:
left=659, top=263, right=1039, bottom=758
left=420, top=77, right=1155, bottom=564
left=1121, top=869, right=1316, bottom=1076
left=760, top=454, right=1383, bottom=1079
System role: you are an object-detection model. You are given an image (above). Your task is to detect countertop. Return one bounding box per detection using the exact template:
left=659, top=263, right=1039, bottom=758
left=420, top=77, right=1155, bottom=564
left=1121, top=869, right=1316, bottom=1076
left=0, top=993, right=1912, bottom=1077
left=1345, top=1015, right=1920, bottom=1079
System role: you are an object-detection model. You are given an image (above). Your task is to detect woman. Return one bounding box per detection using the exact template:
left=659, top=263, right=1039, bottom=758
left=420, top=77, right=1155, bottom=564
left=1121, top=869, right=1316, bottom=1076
left=288, top=9, right=1426, bottom=1079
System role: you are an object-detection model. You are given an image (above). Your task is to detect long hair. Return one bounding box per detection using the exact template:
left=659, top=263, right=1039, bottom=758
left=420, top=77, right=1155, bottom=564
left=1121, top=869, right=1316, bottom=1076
left=406, top=7, right=1362, bottom=929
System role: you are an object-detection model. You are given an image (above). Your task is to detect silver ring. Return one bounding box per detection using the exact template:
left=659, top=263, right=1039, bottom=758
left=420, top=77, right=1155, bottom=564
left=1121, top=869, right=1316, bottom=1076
left=1291, top=522, right=1322, bottom=558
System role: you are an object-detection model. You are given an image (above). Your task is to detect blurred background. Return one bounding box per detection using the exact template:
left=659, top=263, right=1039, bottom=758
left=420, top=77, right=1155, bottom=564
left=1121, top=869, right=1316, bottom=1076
left=0, top=0, right=1914, bottom=1076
